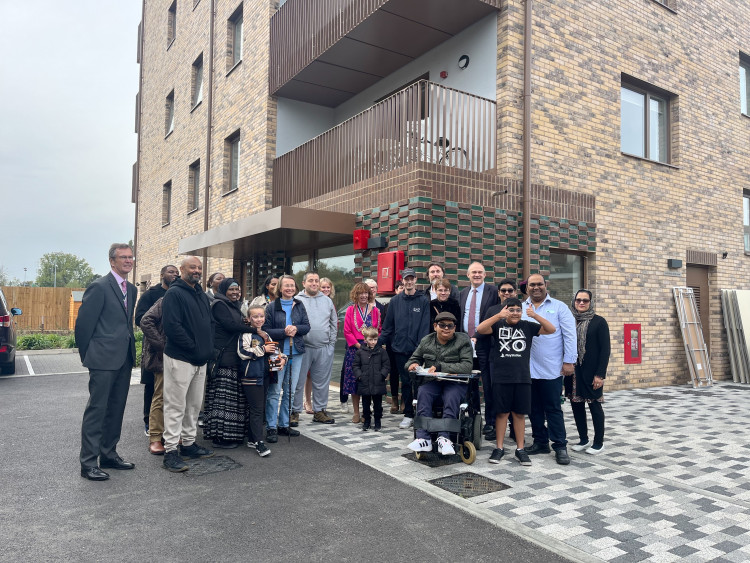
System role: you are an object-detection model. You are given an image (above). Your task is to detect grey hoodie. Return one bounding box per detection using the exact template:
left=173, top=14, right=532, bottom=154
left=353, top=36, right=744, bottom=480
left=296, top=290, right=337, bottom=348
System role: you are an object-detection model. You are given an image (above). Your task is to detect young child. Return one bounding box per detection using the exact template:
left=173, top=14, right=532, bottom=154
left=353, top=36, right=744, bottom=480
left=353, top=326, right=390, bottom=431
left=238, top=305, right=286, bottom=457
left=476, top=297, right=555, bottom=466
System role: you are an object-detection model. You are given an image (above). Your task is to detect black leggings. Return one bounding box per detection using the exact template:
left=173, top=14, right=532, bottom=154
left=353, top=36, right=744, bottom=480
left=571, top=400, right=604, bottom=447
left=242, top=384, right=266, bottom=444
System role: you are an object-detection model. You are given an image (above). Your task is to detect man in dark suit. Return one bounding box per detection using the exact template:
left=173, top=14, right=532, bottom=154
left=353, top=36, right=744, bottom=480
left=459, top=261, right=498, bottom=438
left=76, top=243, right=138, bottom=481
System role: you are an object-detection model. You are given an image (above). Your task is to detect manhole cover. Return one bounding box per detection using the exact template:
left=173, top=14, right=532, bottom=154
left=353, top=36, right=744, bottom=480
left=637, top=394, right=674, bottom=400
left=402, top=452, right=462, bottom=468
left=184, top=455, right=242, bottom=476
left=429, top=472, right=510, bottom=499
left=682, top=390, right=715, bottom=396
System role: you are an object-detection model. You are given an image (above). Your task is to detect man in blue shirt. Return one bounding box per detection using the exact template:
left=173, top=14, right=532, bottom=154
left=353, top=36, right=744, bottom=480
left=521, top=273, right=577, bottom=465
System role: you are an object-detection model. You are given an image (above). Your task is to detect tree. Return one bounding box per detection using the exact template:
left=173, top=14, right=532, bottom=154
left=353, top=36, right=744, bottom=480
left=36, top=252, right=97, bottom=288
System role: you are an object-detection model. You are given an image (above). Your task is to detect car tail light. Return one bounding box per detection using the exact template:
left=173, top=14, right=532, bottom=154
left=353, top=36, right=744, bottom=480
left=0, top=346, right=6, bottom=353
left=0, top=315, right=9, bottom=327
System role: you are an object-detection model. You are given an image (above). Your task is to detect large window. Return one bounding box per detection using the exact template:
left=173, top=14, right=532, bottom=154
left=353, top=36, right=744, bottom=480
left=744, top=193, right=750, bottom=253
left=162, top=181, right=172, bottom=226
left=165, top=90, right=175, bottom=136
left=188, top=160, right=200, bottom=212
left=224, top=131, right=240, bottom=194
left=548, top=252, right=586, bottom=302
left=621, top=79, right=671, bottom=163
left=741, top=54, right=750, bottom=116
left=191, top=54, right=203, bottom=108
left=228, top=4, right=243, bottom=70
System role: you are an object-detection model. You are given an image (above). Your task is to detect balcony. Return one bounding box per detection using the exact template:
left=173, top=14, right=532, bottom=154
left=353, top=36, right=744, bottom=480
left=272, top=80, right=496, bottom=207
left=270, top=0, right=502, bottom=107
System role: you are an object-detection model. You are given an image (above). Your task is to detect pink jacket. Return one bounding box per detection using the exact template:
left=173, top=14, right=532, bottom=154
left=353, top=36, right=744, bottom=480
left=344, top=304, right=381, bottom=347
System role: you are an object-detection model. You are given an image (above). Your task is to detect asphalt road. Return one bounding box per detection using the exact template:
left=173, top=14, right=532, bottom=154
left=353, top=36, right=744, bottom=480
left=0, top=371, right=568, bottom=563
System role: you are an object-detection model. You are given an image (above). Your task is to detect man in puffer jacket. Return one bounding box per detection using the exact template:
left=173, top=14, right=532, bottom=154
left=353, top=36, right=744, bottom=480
left=140, top=296, right=167, bottom=455
left=406, top=312, right=474, bottom=456
left=292, top=272, right=337, bottom=425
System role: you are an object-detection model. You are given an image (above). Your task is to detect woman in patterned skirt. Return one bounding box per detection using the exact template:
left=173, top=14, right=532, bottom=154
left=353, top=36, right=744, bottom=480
left=342, top=282, right=380, bottom=423
left=204, top=277, right=255, bottom=448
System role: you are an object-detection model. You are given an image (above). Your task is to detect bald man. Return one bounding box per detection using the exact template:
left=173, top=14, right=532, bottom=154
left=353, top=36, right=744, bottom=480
left=161, top=257, right=216, bottom=472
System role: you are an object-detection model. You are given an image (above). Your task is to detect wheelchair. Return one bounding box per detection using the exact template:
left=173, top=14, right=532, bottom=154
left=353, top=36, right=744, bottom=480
left=411, top=370, right=483, bottom=464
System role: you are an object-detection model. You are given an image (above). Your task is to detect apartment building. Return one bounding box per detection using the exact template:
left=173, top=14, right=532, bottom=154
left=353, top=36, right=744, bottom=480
left=133, top=0, right=750, bottom=388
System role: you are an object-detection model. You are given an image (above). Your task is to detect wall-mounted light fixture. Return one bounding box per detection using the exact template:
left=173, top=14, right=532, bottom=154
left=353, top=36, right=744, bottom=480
left=458, top=55, right=470, bottom=70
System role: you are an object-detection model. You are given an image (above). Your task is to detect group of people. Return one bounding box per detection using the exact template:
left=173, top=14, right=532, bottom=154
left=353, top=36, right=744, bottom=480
left=75, top=243, right=610, bottom=481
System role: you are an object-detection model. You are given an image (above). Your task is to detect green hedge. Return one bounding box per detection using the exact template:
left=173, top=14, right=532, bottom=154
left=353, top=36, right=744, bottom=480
left=17, top=330, right=143, bottom=368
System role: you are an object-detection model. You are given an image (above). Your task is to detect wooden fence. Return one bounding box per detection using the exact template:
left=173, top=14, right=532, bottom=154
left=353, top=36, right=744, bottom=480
left=1, top=286, right=83, bottom=331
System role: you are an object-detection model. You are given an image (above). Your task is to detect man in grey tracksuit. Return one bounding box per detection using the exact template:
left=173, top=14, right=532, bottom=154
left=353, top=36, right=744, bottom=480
left=293, top=272, right=338, bottom=424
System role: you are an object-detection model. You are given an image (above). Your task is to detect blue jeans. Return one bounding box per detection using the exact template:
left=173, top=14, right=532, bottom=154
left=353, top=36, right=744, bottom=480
left=415, top=380, right=464, bottom=440
left=266, top=353, right=304, bottom=429
left=529, top=376, right=568, bottom=450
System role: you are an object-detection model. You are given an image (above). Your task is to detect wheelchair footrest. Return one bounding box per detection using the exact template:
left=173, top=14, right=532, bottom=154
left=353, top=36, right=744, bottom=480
left=413, top=416, right=461, bottom=433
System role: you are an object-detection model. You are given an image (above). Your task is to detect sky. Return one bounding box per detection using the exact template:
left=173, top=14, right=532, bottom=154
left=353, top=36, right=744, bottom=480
left=0, top=1, right=142, bottom=283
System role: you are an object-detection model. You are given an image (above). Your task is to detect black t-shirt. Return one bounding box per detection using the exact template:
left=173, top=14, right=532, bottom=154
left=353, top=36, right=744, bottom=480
left=489, top=318, right=541, bottom=384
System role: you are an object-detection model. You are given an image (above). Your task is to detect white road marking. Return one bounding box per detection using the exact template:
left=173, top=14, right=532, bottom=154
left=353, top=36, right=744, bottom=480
left=23, top=355, right=34, bottom=375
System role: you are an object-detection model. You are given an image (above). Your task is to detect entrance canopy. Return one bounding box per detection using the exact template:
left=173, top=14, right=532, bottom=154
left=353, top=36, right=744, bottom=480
left=179, top=206, right=356, bottom=260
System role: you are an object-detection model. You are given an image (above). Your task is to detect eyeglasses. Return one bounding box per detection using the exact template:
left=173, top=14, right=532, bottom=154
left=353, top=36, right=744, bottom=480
left=499, top=288, right=515, bottom=294
left=575, top=298, right=590, bottom=304
left=437, top=322, right=455, bottom=330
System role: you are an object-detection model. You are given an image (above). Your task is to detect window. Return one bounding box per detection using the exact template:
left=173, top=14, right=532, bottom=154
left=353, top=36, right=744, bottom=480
left=192, top=54, right=204, bottom=107
left=228, top=4, right=243, bottom=70
left=651, top=0, right=676, bottom=10
left=224, top=131, right=240, bottom=194
left=167, top=1, right=177, bottom=47
left=162, top=181, right=172, bottom=226
left=621, top=77, right=672, bottom=163
left=188, top=160, right=200, bottom=212
left=547, top=252, right=586, bottom=302
left=744, top=193, right=750, bottom=253
left=165, top=90, right=175, bottom=136
left=741, top=54, right=750, bottom=116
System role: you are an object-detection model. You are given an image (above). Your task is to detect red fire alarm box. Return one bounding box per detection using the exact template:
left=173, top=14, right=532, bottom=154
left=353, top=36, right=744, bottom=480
left=353, top=230, right=371, bottom=251
left=624, top=323, right=641, bottom=364
left=377, top=251, right=405, bottom=293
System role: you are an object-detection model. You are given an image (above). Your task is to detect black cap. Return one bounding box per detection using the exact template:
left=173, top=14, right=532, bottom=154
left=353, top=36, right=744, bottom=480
left=434, top=311, right=457, bottom=323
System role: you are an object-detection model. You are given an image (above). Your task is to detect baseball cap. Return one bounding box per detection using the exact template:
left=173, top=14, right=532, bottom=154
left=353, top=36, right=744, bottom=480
left=401, top=267, right=416, bottom=279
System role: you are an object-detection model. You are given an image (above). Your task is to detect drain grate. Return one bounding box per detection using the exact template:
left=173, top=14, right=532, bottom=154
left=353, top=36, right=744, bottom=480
left=637, top=394, right=674, bottom=401
left=402, top=452, right=462, bottom=468
left=184, top=455, right=242, bottom=476
left=429, top=472, right=510, bottom=499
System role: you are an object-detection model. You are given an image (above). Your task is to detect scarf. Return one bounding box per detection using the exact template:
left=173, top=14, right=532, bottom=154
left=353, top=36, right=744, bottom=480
left=571, top=290, right=595, bottom=366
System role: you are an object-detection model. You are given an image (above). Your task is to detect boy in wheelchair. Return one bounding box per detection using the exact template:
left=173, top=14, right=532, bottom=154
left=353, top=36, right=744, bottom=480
left=406, top=312, right=474, bottom=455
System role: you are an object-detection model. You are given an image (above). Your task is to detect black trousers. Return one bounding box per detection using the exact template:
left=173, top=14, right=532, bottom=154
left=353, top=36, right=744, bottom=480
left=571, top=400, right=605, bottom=447
left=394, top=353, right=416, bottom=418
left=242, top=382, right=267, bottom=444
left=142, top=368, right=154, bottom=425
left=386, top=346, right=399, bottom=402
left=80, top=358, right=132, bottom=468
left=361, top=394, right=383, bottom=422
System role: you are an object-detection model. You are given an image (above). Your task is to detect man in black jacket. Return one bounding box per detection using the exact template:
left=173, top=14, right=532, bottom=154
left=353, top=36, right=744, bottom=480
left=161, top=257, right=216, bottom=472
left=378, top=268, right=430, bottom=429
left=134, top=264, right=178, bottom=436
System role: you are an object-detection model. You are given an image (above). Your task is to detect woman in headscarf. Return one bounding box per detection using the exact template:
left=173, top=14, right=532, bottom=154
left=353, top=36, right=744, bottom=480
left=204, top=277, right=255, bottom=448
left=565, top=289, right=611, bottom=455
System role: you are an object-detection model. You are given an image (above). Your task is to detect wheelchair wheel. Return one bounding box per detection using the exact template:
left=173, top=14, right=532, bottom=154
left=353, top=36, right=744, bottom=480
left=460, top=441, right=476, bottom=464
left=472, top=413, right=483, bottom=449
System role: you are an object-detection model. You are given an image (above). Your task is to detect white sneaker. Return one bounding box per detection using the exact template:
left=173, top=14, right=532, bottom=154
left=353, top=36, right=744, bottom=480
left=408, top=438, right=432, bottom=452
left=340, top=402, right=350, bottom=414
left=571, top=440, right=592, bottom=452
left=437, top=436, right=455, bottom=456
left=399, top=417, right=414, bottom=429
left=586, top=444, right=604, bottom=455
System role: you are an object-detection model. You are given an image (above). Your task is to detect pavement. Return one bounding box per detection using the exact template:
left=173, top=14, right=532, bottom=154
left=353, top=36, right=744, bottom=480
left=3, top=352, right=750, bottom=562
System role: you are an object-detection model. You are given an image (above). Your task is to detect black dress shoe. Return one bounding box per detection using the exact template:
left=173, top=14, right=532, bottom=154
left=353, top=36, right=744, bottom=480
left=99, top=456, right=135, bottom=470
left=526, top=442, right=551, bottom=455
left=277, top=426, right=300, bottom=437
left=555, top=448, right=570, bottom=465
left=81, top=466, right=110, bottom=481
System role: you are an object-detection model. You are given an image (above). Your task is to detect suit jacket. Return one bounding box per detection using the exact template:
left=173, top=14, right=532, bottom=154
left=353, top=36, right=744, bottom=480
left=459, top=283, right=498, bottom=355
left=75, top=272, right=137, bottom=370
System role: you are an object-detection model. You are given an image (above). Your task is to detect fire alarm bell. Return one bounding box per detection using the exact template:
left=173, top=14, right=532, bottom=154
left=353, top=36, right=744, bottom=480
left=353, top=230, right=370, bottom=251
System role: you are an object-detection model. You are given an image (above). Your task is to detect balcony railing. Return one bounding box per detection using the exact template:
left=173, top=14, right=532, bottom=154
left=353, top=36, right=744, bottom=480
left=273, top=81, right=496, bottom=206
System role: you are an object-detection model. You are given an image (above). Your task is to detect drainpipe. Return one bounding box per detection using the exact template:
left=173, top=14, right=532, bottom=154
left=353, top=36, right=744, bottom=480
left=522, top=0, right=532, bottom=282
left=132, top=0, right=147, bottom=285
left=202, top=0, right=216, bottom=288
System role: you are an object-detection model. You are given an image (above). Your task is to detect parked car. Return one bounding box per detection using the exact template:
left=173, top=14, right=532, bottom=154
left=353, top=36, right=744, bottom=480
left=0, top=287, right=22, bottom=374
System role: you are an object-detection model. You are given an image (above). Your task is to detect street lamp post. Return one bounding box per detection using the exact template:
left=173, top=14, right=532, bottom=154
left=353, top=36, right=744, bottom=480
left=23, top=268, right=27, bottom=285
left=53, top=263, right=57, bottom=288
